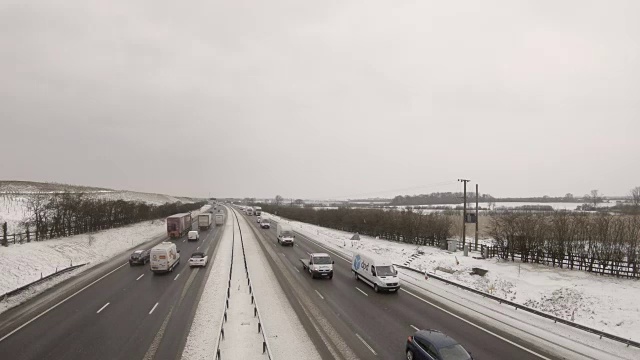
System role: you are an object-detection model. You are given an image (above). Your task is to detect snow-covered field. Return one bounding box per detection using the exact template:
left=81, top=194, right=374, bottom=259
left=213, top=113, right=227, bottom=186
left=393, top=201, right=617, bottom=211
left=263, top=213, right=640, bottom=342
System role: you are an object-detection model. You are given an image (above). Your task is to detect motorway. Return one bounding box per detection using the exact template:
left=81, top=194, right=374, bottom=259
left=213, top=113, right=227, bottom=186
left=0, top=209, right=226, bottom=360
left=241, top=212, right=561, bottom=360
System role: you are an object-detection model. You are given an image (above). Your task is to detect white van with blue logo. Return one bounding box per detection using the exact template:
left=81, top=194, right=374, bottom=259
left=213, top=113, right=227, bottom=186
left=352, top=252, right=400, bottom=293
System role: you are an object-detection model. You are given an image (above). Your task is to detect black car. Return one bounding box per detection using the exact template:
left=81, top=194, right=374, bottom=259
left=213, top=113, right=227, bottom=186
left=406, top=329, right=472, bottom=360
left=129, top=249, right=150, bottom=266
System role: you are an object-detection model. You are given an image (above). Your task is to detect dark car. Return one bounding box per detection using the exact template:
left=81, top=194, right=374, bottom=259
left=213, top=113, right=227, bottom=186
left=406, top=330, right=472, bottom=360
left=129, top=249, right=150, bottom=266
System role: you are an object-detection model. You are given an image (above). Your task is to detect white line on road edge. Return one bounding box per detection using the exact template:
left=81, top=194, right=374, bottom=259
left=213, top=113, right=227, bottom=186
left=401, top=289, right=551, bottom=360
left=356, top=287, right=369, bottom=296
left=149, top=302, right=159, bottom=314
left=410, top=325, right=420, bottom=331
left=174, top=274, right=180, bottom=281
left=355, top=333, right=377, bottom=355
left=0, top=262, right=128, bottom=343
left=136, top=274, right=144, bottom=281
left=315, top=290, right=325, bottom=300
left=96, top=303, right=110, bottom=314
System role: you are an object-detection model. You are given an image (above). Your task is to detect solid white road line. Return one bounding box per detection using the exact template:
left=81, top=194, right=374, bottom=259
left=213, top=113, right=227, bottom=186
left=149, top=302, right=159, bottom=315
left=315, top=290, right=325, bottom=300
left=355, top=333, right=377, bottom=355
left=174, top=274, right=180, bottom=281
left=136, top=274, right=144, bottom=281
left=401, top=289, right=551, bottom=360
left=355, top=287, right=369, bottom=297
left=96, top=303, right=110, bottom=314
left=410, top=325, right=420, bottom=331
left=0, top=262, right=128, bottom=343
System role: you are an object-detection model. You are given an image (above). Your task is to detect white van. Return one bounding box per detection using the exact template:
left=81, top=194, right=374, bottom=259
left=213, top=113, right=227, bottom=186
left=351, top=252, right=400, bottom=292
left=150, top=242, right=180, bottom=273
left=188, top=230, right=200, bottom=241
left=276, top=223, right=295, bottom=246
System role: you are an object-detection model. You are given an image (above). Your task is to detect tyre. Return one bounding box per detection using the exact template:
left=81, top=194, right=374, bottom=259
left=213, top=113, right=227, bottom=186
left=374, top=284, right=379, bottom=293
left=406, top=350, right=414, bottom=360
left=329, top=275, right=333, bottom=279
left=129, top=262, right=133, bottom=266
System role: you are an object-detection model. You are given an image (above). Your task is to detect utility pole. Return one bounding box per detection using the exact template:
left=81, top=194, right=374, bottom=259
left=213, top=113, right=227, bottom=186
left=458, top=179, right=470, bottom=248
left=475, top=184, right=479, bottom=251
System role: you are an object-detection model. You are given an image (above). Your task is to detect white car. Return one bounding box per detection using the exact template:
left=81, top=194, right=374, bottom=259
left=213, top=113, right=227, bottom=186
left=189, top=252, right=208, bottom=267
left=256, top=216, right=262, bottom=223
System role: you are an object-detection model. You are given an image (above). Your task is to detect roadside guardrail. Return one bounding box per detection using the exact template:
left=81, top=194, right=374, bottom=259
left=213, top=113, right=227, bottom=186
left=395, top=263, right=640, bottom=349
left=1, top=263, right=87, bottom=301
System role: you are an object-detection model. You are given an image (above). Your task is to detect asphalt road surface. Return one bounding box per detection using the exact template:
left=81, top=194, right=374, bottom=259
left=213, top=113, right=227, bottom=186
left=0, top=209, right=226, bottom=360
left=243, top=213, right=561, bottom=360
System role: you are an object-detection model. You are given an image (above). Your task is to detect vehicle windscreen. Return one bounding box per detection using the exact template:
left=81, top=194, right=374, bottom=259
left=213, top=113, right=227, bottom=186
left=376, top=265, right=396, bottom=276
left=191, top=254, right=203, bottom=258
left=314, top=257, right=332, bottom=264
left=282, top=231, right=293, bottom=237
left=439, top=344, right=471, bottom=360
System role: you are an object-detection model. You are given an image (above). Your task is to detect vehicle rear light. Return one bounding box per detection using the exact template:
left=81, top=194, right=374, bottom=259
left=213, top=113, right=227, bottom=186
left=407, top=336, right=413, bottom=342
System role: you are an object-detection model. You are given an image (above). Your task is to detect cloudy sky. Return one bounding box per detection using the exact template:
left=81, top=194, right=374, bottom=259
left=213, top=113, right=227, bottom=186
left=1, top=0, right=638, bottom=199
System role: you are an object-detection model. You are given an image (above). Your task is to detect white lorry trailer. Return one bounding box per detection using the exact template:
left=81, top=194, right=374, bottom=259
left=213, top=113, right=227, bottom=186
left=198, top=213, right=213, bottom=230
left=215, top=213, right=224, bottom=226
left=254, top=206, right=262, bottom=216
left=150, top=242, right=181, bottom=274
left=352, top=252, right=400, bottom=292
left=246, top=207, right=254, bottom=216
left=300, top=253, right=334, bottom=279
left=276, top=223, right=295, bottom=246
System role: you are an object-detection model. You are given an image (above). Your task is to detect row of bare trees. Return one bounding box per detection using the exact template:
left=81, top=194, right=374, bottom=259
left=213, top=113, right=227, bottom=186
left=488, top=212, right=640, bottom=276
left=262, top=205, right=452, bottom=245
left=2, top=193, right=205, bottom=245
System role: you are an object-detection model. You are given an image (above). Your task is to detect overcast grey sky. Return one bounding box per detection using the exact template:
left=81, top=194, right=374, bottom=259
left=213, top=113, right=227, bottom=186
left=1, top=0, right=638, bottom=199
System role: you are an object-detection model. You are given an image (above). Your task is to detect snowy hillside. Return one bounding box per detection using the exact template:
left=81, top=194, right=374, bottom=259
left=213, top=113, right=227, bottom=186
left=0, top=181, right=202, bottom=234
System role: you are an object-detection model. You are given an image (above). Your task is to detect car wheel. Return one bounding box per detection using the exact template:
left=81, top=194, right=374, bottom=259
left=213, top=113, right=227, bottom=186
left=329, top=275, right=333, bottom=279
left=129, top=262, right=133, bottom=266
left=374, top=284, right=379, bottom=293
left=406, top=350, right=414, bottom=360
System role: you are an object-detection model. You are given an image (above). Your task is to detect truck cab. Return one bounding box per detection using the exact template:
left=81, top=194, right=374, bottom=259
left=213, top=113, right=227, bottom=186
left=301, top=253, right=334, bottom=279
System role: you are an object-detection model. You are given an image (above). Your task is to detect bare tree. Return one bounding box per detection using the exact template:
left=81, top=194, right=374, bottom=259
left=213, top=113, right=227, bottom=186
left=275, top=195, right=283, bottom=206
left=584, top=189, right=603, bottom=208
left=631, top=186, right=640, bottom=207
left=294, top=199, right=305, bottom=206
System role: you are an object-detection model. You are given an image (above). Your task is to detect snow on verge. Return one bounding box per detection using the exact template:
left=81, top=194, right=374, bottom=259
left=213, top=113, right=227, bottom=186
left=238, top=213, right=322, bottom=360
left=263, top=213, right=640, bottom=343
left=182, top=215, right=233, bottom=360
left=0, top=205, right=210, bottom=315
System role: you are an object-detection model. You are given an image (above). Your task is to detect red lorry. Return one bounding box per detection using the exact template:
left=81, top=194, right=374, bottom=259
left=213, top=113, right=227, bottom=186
left=167, top=213, right=192, bottom=238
